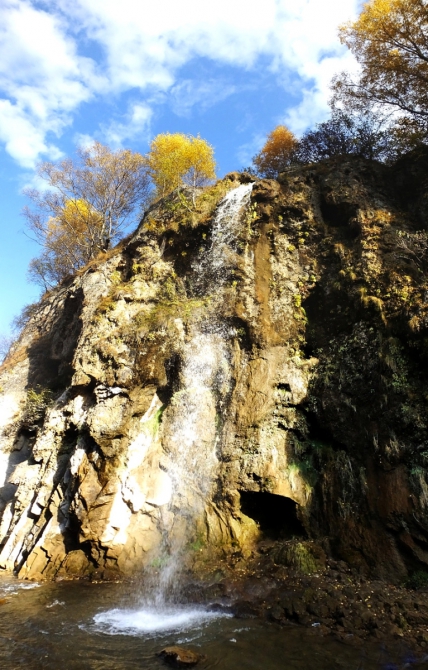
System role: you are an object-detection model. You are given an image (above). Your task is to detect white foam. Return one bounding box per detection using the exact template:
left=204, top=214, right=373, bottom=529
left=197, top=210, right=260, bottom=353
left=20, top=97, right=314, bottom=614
left=1, top=581, right=40, bottom=595
left=19, top=583, right=41, bottom=590
left=91, top=605, right=229, bottom=636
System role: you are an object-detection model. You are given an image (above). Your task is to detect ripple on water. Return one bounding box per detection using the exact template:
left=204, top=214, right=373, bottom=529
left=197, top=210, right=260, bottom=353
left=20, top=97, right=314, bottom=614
left=90, top=606, right=231, bottom=637
left=0, top=581, right=41, bottom=596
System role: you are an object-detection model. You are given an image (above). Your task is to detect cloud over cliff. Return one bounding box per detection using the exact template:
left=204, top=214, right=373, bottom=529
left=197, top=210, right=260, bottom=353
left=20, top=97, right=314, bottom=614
left=0, top=0, right=359, bottom=167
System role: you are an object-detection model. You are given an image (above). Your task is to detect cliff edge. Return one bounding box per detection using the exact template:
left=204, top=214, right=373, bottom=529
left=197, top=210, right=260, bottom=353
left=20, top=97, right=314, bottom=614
left=1, top=151, right=428, bottom=585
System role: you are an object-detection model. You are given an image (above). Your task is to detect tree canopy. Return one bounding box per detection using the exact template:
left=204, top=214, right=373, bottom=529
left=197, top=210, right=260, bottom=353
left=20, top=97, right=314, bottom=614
left=252, top=126, right=298, bottom=178
left=146, top=133, right=216, bottom=200
left=24, top=142, right=150, bottom=288
left=333, top=0, right=428, bottom=138
left=27, top=200, right=103, bottom=289
left=297, top=110, right=392, bottom=163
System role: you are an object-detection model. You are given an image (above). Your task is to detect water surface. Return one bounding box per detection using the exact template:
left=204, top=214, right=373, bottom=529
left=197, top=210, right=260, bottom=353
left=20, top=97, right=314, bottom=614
left=0, top=575, right=426, bottom=670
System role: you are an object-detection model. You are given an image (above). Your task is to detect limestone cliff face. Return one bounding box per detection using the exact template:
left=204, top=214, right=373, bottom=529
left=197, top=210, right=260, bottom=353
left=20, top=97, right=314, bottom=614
left=1, top=152, right=428, bottom=582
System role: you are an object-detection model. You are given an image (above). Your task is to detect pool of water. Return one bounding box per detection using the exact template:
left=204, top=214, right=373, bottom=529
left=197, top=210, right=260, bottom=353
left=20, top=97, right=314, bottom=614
left=0, top=575, right=426, bottom=670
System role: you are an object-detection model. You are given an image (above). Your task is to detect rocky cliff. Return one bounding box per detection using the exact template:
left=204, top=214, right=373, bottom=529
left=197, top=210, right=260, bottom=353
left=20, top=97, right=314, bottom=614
left=1, top=150, right=428, bottom=585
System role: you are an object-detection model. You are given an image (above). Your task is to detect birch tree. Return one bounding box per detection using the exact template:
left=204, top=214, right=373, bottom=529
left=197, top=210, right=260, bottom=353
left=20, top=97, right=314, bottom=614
left=251, top=126, right=298, bottom=178
left=24, top=142, right=150, bottom=287
left=146, top=133, right=216, bottom=200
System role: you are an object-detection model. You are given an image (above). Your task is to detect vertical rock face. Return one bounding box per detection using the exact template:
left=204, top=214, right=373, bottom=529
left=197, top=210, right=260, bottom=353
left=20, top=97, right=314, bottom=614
left=1, top=152, right=428, bottom=582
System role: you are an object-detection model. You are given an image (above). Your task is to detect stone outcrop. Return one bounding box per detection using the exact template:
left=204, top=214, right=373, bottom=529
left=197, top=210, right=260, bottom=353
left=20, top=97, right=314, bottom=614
left=157, top=646, right=205, bottom=667
left=1, top=151, right=428, bottom=582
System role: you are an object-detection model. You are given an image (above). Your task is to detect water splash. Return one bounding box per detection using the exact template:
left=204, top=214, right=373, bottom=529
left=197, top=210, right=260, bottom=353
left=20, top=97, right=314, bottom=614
left=91, top=605, right=229, bottom=637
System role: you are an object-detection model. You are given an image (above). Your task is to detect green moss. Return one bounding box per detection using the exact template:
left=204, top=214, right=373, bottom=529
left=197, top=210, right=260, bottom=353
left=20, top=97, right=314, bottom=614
left=110, top=270, right=122, bottom=285
left=406, top=570, right=428, bottom=590
left=95, top=295, right=117, bottom=318
left=150, top=555, right=169, bottom=569
left=309, top=438, right=335, bottom=461
left=21, top=386, right=54, bottom=430
left=188, top=534, right=206, bottom=552
left=287, top=461, right=318, bottom=493
left=135, top=295, right=209, bottom=335
left=144, top=406, right=165, bottom=436
left=274, top=541, right=319, bottom=575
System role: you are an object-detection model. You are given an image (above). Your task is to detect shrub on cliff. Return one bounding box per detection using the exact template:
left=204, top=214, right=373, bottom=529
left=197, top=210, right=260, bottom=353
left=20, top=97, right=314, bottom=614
left=21, top=386, right=54, bottom=432
left=250, top=113, right=394, bottom=175
left=297, top=110, right=392, bottom=163
left=146, top=133, right=216, bottom=201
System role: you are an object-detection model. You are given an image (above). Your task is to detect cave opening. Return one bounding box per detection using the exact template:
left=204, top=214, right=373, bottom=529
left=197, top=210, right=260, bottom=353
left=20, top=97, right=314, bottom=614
left=320, top=199, right=358, bottom=230
left=239, top=491, right=307, bottom=540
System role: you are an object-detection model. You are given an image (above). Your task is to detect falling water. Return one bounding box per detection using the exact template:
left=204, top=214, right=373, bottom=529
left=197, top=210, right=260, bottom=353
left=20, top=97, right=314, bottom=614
left=95, top=183, right=253, bottom=633
left=193, top=182, right=254, bottom=294
left=154, top=330, right=230, bottom=600
left=155, top=183, right=253, bottom=595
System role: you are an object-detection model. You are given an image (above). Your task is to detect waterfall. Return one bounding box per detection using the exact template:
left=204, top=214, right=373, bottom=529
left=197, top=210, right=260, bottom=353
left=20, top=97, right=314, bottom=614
left=95, top=183, right=253, bottom=631
left=152, top=183, right=253, bottom=601
left=193, top=182, right=253, bottom=295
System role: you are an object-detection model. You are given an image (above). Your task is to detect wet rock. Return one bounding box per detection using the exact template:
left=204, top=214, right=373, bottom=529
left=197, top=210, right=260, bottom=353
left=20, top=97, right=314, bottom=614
left=231, top=599, right=260, bottom=618
left=157, top=646, right=205, bottom=667
left=268, top=605, right=285, bottom=622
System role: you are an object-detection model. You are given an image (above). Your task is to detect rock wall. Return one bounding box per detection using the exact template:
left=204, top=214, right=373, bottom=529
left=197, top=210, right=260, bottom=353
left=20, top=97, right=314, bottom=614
left=1, top=152, right=428, bottom=582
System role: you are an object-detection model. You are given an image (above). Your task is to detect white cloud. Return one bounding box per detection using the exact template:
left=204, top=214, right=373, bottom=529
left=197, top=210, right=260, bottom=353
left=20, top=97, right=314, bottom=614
left=284, top=52, right=360, bottom=134
left=170, top=79, right=237, bottom=118
left=0, top=0, right=360, bottom=167
left=0, top=0, right=99, bottom=166
left=73, top=132, right=96, bottom=149
left=103, top=102, right=153, bottom=146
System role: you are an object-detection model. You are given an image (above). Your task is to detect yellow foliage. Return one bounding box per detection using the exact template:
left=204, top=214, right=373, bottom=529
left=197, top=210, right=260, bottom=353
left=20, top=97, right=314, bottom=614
left=252, top=125, right=298, bottom=178
left=51, top=199, right=101, bottom=240
left=146, top=133, right=216, bottom=200
left=24, top=142, right=150, bottom=289
left=335, top=0, right=428, bottom=134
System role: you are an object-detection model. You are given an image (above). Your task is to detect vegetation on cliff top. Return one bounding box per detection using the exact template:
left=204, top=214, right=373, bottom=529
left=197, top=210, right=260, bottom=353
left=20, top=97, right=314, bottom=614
left=333, top=0, right=428, bottom=140
left=24, top=143, right=151, bottom=289
left=250, top=0, right=428, bottom=177
left=13, top=0, right=428, bottom=306
left=24, top=134, right=217, bottom=291
left=146, top=133, right=216, bottom=201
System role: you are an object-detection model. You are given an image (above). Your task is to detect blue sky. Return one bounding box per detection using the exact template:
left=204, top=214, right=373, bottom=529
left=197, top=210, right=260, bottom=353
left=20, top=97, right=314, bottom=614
left=0, top=0, right=360, bottom=338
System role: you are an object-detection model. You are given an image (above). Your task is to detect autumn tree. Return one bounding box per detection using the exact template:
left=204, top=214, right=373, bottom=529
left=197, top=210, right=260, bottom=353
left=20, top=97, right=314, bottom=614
left=251, top=125, right=298, bottom=178
left=146, top=133, right=216, bottom=200
left=27, top=200, right=102, bottom=289
left=24, top=142, right=150, bottom=287
left=333, top=0, right=428, bottom=138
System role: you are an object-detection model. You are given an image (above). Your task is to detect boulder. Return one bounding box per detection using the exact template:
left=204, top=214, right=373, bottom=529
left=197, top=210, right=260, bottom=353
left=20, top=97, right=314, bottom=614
left=157, top=646, right=205, bottom=667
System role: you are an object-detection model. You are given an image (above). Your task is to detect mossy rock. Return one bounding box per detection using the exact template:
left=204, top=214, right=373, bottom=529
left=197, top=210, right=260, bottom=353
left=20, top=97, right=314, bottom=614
left=406, top=570, right=428, bottom=590
left=272, top=541, right=326, bottom=575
